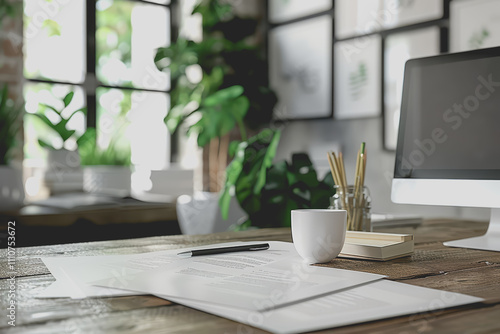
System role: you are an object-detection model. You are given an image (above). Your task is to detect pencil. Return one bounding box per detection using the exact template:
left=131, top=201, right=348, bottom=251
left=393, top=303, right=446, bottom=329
left=327, top=143, right=368, bottom=230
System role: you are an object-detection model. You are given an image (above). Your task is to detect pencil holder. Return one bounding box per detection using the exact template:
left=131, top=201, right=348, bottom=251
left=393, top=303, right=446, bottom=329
left=329, top=185, right=372, bottom=232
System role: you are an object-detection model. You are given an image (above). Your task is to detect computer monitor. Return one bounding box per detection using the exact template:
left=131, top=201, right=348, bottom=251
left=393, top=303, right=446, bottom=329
left=391, top=46, right=500, bottom=252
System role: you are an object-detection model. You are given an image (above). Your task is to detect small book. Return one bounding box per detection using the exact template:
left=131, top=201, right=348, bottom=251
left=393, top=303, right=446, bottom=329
left=339, top=231, right=414, bottom=261
left=371, top=213, right=423, bottom=227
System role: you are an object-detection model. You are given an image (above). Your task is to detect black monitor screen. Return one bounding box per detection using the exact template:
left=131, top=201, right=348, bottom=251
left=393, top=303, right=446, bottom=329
left=394, top=47, right=500, bottom=180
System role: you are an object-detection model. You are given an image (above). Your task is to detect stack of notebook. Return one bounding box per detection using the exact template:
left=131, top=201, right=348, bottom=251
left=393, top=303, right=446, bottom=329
left=340, top=231, right=414, bottom=261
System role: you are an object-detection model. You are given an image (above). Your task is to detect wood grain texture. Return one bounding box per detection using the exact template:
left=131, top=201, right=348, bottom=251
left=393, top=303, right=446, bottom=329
left=1, top=219, right=499, bottom=333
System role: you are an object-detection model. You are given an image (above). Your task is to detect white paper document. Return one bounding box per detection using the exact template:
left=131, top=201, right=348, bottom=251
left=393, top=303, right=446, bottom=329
left=37, top=240, right=483, bottom=334
left=40, top=241, right=262, bottom=299
left=39, top=278, right=483, bottom=334
left=163, top=279, right=483, bottom=334
left=90, top=241, right=384, bottom=311
left=39, top=241, right=383, bottom=304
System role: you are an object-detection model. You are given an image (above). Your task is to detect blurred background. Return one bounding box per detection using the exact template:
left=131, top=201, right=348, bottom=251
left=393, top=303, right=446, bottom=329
left=1, top=0, right=498, bottom=245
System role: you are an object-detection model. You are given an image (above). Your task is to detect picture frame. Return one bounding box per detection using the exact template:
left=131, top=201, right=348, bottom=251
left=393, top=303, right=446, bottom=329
left=335, top=0, right=443, bottom=39
left=268, top=0, right=332, bottom=24
left=334, top=34, right=381, bottom=120
left=335, top=0, right=382, bottom=39
left=383, top=26, right=440, bottom=150
left=269, top=15, right=333, bottom=120
left=382, top=0, right=443, bottom=30
left=450, top=0, right=500, bottom=52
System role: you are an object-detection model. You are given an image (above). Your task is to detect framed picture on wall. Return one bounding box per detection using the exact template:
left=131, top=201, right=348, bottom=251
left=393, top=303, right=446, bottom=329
left=450, top=0, right=500, bottom=52
left=335, top=0, right=382, bottom=39
left=334, top=34, right=381, bottom=120
left=269, top=15, right=332, bottom=120
left=268, top=0, right=332, bottom=24
left=383, top=27, right=440, bottom=150
left=383, top=0, right=443, bottom=30
left=335, top=0, right=443, bottom=39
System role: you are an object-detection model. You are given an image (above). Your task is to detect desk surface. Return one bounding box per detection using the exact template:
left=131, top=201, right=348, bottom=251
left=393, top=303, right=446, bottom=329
left=0, top=197, right=179, bottom=247
left=1, top=219, right=500, bottom=333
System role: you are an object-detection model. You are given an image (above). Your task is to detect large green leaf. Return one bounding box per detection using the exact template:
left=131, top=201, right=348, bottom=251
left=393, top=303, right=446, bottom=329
left=32, top=113, right=57, bottom=131
left=33, top=91, right=85, bottom=148
left=202, top=85, right=244, bottom=107
left=192, top=0, right=232, bottom=28
left=228, top=139, right=241, bottom=158
left=63, top=92, right=74, bottom=107
left=254, top=130, right=281, bottom=194
left=219, top=140, right=248, bottom=220
left=164, top=104, right=191, bottom=134
left=37, top=139, right=55, bottom=150
left=76, top=127, right=96, bottom=149
left=67, top=107, right=87, bottom=121
left=219, top=129, right=336, bottom=228
left=226, top=130, right=281, bottom=218
left=54, top=122, right=75, bottom=142
left=40, top=103, right=61, bottom=116
left=190, top=88, right=249, bottom=147
left=219, top=129, right=280, bottom=220
left=155, top=39, right=199, bottom=77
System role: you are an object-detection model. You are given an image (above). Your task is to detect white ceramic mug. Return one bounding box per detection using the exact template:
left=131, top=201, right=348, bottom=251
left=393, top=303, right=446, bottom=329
left=291, top=209, right=347, bottom=264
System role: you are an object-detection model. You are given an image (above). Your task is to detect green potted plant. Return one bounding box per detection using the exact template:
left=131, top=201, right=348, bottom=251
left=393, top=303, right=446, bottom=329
left=156, top=0, right=277, bottom=234
left=0, top=84, right=25, bottom=210
left=0, top=0, right=21, bottom=22
left=220, top=129, right=336, bottom=229
left=154, top=0, right=277, bottom=192
left=78, top=127, right=132, bottom=196
left=29, top=91, right=86, bottom=194
left=31, top=91, right=86, bottom=168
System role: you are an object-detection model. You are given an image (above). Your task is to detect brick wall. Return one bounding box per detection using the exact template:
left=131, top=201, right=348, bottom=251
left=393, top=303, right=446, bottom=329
left=0, top=0, right=24, bottom=163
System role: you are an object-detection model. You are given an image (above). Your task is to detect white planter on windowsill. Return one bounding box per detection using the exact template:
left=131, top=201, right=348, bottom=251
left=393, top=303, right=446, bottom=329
left=83, top=166, right=132, bottom=197
left=46, top=148, right=81, bottom=170
left=43, top=149, right=83, bottom=194
left=176, top=191, right=247, bottom=235
left=0, top=165, right=25, bottom=211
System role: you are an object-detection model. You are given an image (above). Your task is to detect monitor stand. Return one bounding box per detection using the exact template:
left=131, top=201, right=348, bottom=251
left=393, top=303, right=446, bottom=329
left=444, top=208, right=500, bottom=252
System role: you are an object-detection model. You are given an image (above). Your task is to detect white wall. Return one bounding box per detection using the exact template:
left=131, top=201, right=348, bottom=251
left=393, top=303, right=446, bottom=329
left=274, top=116, right=490, bottom=221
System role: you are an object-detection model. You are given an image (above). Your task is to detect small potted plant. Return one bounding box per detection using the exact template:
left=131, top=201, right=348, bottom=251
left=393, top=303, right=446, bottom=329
left=29, top=91, right=86, bottom=193
left=31, top=91, right=86, bottom=169
left=0, top=84, right=25, bottom=210
left=77, top=127, right=132, bottom=197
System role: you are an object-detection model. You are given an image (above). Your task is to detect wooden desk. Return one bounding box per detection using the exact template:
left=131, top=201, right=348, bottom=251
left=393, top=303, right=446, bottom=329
left=0, top=198, right=179, bottom=247
left=1, top=219, right=500, bottom=333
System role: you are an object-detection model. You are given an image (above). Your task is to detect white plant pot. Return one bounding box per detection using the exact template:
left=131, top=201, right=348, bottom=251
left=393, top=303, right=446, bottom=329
left=83, top=166, right=131, bottom=197
left=176, top=191, right=246, bottom=235
left=46, top=149, right=80, bottom=171
left=0, top=166, right=25, bottom=211
left=44, top=149, right=82, bottom=194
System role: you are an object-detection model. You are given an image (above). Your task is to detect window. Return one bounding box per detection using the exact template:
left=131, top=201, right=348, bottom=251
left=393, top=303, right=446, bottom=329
left=23, top=0, right=172, bottom=170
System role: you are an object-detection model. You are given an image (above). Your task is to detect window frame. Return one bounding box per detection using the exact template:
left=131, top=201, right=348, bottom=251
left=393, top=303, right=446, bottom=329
left=24, top=0, right=174, bottom=157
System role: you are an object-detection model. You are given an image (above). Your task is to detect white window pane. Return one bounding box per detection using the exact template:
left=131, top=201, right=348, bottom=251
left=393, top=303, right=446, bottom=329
left=97, top=1, right=170, bottom=90
left=146, top=0, right=171, bottom=4
left=179, top=0, right=202, bottom=42
left=97, top=88, right=170, bottom=169
left=23, top=0, right=85, bottom=83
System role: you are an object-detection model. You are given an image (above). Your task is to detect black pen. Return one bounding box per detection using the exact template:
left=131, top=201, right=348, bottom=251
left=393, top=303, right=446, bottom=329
left=177, top=243, right=270, bottom=257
